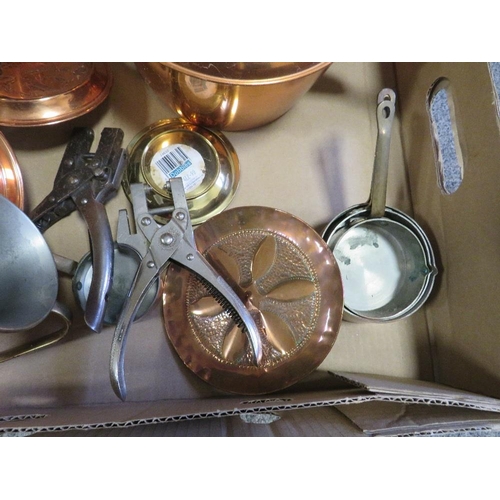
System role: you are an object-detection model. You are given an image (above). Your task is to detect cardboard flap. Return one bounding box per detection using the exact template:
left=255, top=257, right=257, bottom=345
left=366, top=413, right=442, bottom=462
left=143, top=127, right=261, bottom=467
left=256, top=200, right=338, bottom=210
left=331, top=371, right=500, bottom=412
left=337, top=400, right=500, bottom=436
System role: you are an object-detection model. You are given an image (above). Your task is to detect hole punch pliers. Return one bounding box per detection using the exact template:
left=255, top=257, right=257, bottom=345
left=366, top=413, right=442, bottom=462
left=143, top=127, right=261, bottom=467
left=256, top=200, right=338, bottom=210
left=30, top=127, right=127, bottom=333
left=109, top=178, right=263, bottom=401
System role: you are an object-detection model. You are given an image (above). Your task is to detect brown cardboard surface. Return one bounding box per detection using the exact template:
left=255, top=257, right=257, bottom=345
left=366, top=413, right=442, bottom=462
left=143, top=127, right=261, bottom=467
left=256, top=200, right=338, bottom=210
left=395, top=62, right=500, bottom=398
left=30, top=406, right=365, bottom=437
left=337, top=400, right=500, bottom=436
left=1, top=62, right=499, bottom=436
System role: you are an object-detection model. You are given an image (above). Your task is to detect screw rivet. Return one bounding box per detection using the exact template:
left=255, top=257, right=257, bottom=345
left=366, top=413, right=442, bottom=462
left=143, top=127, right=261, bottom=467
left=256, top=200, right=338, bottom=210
left=160, top=233, right=174, bottom=245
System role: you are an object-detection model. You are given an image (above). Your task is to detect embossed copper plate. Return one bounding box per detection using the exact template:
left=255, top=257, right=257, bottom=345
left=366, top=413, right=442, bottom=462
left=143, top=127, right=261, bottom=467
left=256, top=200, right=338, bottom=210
left=0, top=63, right=112, bottom=127
left=0, top=131, right=24, bottom=209
left=162, top=206, right=343, bottom=395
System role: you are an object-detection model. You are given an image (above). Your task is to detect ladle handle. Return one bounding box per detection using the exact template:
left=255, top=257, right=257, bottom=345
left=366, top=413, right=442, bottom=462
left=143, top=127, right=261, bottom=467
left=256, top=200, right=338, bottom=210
left=368, top=88, right=396, bottom=218
left=0, top=301, right=71, bottom=363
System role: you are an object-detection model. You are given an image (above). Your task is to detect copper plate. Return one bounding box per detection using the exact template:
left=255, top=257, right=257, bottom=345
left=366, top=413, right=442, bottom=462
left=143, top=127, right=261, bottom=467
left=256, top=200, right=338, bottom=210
left=0, top=63, right=112, bottom=127
left=162, top=206, right=344, bottom=395
left=0, top=131, right=24, bottom=209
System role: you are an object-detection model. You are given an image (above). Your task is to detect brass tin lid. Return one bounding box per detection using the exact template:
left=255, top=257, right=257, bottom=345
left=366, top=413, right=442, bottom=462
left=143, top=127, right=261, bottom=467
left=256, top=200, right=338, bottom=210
left=124, top=119, right=240, bottom=226
left=0, top=63, right=112, bottom=127
left=0, top=131, right=24, bottom=209
left=162, top=206, right=344, bottom=395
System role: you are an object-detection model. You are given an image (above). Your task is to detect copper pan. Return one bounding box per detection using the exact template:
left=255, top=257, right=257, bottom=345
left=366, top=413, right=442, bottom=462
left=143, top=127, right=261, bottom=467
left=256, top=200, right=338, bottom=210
left=136, top=62, right=331, bottom=131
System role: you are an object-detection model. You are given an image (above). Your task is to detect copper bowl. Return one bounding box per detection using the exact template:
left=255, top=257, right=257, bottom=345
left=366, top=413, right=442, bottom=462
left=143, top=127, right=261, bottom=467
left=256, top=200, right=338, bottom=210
left=135, top=62, right=331, bottom=131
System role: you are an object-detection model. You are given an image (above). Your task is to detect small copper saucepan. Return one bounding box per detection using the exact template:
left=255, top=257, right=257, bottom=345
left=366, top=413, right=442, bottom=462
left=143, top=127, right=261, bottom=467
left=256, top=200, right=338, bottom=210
left=322, top=89, right=437, bottom=322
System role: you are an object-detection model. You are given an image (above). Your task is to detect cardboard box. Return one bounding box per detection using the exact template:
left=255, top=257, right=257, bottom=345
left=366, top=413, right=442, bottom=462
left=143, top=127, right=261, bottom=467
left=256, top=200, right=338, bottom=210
left=2, top=62, right=500, bottom=437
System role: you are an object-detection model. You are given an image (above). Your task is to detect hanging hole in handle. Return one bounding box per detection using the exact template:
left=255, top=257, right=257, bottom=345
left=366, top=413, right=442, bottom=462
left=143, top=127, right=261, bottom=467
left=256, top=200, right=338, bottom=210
left=382, top=105, right=391, bottom=118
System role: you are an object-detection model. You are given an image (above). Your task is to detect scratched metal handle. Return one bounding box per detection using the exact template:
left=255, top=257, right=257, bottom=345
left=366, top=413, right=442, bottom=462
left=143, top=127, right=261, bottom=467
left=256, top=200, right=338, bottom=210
left=368, top=88, right=396, bottom=218
left=74, top=187, right=114, bottom=333
left=109, top=256, right=158, bottom=401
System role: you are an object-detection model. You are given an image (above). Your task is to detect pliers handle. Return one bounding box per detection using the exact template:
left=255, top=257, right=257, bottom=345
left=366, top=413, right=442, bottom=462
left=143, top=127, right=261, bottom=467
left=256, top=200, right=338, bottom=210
left=109, top=179, right=262, bottom=400
left=30, top=127, right=127, bottom=332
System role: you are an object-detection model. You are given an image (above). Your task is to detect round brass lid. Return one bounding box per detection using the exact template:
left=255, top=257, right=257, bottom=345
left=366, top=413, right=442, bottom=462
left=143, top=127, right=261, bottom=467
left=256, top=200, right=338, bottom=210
left=124, top=119, right=240, bottom=226
left=0, top=131, right=24, bottom=209
left=162, top=206, right=344, bottom=395
left=0, top=63, right=112, bottom=127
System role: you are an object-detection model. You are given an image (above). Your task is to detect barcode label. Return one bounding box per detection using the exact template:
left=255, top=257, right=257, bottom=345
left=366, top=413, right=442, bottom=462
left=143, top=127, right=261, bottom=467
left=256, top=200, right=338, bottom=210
left=151, top=144, right=206, bottom=194
left=155, top=146, right=192, bottom=178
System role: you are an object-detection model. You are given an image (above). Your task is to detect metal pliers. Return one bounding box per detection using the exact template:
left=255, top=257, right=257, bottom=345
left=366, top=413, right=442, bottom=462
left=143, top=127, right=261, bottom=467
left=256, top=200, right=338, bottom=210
left=110, top=178, right=263, bottom=401
left=30, top=127, right=127, bottom=333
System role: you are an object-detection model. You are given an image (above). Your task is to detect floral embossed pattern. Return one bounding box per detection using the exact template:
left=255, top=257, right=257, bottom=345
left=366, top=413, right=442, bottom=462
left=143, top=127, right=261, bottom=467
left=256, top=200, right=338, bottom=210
left=187, top=230, right=320, bottom=367
left=162, top=206, right=343, bottom=394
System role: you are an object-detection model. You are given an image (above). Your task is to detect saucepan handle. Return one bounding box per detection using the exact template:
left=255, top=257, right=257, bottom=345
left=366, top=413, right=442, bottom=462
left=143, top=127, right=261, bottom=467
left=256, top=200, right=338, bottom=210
left=367, top=88, right=396, bottom=218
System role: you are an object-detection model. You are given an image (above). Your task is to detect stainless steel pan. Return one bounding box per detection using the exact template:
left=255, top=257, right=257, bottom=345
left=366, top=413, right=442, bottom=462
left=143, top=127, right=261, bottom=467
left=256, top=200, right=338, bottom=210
left=322, top=89, right=437, bottom=322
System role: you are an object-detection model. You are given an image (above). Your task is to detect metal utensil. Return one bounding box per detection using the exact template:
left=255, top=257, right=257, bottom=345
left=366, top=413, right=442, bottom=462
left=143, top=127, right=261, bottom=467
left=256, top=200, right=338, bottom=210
left=109, top=178, right=263, bottom=401
left=0, top=195, right=71, bottom=362
left=322, top=89, right=437, bottom=322
left=54, top=192, right=162, bottom=326
left=30, top=127, right=127, bottom=332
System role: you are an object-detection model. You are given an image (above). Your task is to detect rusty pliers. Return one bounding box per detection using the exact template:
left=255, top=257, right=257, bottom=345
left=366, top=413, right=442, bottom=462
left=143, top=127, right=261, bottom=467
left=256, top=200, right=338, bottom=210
left=30, top=127, right=127, bottom=333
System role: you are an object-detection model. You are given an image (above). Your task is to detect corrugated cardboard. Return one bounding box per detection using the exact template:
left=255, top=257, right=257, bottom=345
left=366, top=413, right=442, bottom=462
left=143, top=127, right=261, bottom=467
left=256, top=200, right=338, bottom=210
left=1, top=62, right=500, bottom=436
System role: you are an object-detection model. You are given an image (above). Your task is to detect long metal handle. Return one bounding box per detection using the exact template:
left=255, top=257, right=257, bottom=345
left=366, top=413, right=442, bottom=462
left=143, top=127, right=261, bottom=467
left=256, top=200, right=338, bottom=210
left=74, top=186, right=114, bottom=333
left=367, top=88, right=396, bottom=218
left=109, top=252, right=160, bottom=401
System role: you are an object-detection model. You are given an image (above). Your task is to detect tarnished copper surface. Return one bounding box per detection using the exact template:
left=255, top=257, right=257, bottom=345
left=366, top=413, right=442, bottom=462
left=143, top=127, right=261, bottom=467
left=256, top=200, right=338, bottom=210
left=0, top=63, right=112, bottom=126
left=0, top=131, right=24, bottom=209
left=162, top=206, right=343, bottom=395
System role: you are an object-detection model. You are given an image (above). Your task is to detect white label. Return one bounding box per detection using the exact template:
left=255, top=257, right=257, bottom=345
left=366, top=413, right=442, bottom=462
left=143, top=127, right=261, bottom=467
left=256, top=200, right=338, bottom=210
left=151, top=144, right=206, bottom=193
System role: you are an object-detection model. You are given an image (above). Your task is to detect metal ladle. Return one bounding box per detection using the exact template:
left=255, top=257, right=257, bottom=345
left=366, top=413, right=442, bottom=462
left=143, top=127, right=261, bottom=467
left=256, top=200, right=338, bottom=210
left=0, top=195, right=71, bottom=362
left=322, top=88, right=437, bottom=322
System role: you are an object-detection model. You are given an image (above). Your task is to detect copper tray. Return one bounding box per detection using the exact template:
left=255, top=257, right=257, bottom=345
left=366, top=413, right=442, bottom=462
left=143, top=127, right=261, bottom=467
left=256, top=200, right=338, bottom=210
left=162, top=206, right=344, bottom=395
left=0, top=63, right=112, bottom=127
left=0, top=131, right=24, bottom=209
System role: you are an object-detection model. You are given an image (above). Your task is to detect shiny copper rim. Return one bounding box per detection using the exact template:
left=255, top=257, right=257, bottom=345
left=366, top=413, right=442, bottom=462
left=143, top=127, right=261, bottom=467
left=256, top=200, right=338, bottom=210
left=162, top=206, right=344, bottom=395
left=160, top=62, right=332, bottom=86
left=0, top=131, right=24, bottom=209
left=0, top=63, right=112, bottom=127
